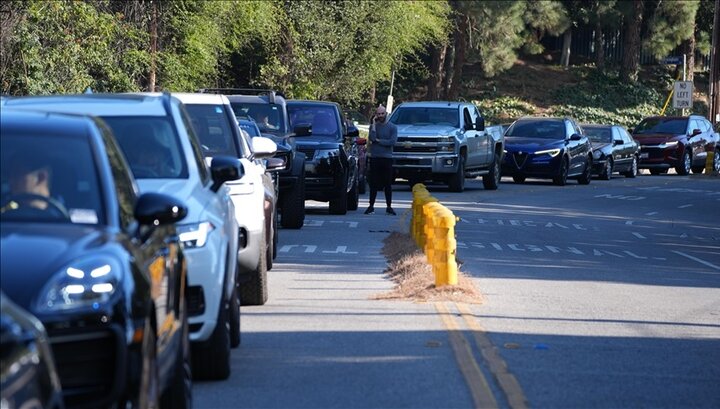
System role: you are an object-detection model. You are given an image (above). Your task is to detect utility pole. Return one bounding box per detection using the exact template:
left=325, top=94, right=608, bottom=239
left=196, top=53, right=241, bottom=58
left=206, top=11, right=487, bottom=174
left=710, top=0, right=720, bottom=125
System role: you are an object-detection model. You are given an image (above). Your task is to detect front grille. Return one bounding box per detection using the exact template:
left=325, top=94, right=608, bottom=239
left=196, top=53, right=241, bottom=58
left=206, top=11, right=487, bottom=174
left=49, top=328, right=123, bottom=408
left=393, top=146, right=438, bottom=153
left=296, top=147, right=315, bottom=159
left=513, top=153, right=529, bottom=168
left=187, top=285, right=205, bottom=316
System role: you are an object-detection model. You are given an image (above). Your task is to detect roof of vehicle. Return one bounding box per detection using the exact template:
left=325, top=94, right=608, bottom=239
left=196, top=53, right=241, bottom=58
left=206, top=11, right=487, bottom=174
left=1, top=108, right=99, bottom=137
left=582, top=123, right=615, bottom=128
left=225, top=93, right=287, bottom=105
left=2, top=93, right=171, bottom=116
left=172, top=92, right=229, bottom=105
left=640, top=115, right=702, bottom=120
left=287, top=100, right=340, bottom=108
left=394, top=101, right=472, bottom=108
left=515, top=116, right=567, bottom=122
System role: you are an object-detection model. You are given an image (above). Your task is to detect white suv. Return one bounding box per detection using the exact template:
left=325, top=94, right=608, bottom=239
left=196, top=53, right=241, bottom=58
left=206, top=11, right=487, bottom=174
left=175, top=93, right=278, bottom=308
left=4, top=93, right=242, bottom=381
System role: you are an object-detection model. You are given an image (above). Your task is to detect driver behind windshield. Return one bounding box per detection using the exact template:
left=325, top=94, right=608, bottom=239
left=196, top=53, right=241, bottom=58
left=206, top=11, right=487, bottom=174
left=1, top=155, right=54, bottom=212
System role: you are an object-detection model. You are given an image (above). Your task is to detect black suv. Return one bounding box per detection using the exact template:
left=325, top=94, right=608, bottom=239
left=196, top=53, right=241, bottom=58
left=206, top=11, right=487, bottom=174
left=287, top=100, right=360, bottom=214
left=199, top=88, right=307, bottom=229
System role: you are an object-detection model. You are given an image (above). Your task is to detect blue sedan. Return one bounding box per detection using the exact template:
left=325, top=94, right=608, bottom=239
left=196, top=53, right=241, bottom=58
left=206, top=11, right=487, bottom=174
left=501, top=117, right=593, bottom=186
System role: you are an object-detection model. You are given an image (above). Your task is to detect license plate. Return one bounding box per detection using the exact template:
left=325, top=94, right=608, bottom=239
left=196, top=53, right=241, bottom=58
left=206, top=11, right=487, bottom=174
left=640, top=153, right=649, bottom=159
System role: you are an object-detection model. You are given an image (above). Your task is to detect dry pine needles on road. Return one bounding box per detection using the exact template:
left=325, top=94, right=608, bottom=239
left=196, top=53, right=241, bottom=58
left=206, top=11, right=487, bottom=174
left=373, top=231, right=483, bottom=304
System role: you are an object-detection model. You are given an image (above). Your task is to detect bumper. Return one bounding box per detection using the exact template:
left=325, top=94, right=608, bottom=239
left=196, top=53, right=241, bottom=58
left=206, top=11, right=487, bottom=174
left=184, top=233, right=226, bottom=343
left=238, top=228, right=263, bottom=273
left=392, top=154, right=460, bottom=177
left=638, top=146, right=682, bottom=169
left=591, top=159, right=607, bottom=175
left=229, top=191, right=265, bottom=273
left=501, top=152, right=562, bottom=178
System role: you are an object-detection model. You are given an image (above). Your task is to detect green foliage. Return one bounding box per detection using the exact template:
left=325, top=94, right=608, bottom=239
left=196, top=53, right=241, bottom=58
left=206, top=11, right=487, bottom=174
left=645, top=0, right=699, bottom=58
left=473, top=96, right=537, bottom=124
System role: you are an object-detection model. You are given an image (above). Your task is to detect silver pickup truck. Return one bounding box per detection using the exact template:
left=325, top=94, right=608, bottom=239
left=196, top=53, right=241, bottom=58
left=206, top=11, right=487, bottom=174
left=388, top=101, right=505, bottom=192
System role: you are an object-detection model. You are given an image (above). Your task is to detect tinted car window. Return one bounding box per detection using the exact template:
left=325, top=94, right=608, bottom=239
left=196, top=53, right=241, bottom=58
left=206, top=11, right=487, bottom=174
left=287, top=105, right=341, bottom=138
left=390, top=107, right=459, bottom=127
left=184, top=104, right=241, bottom=158
left=634, top=118, right=688, bottom=135
left=1, top=133, right=105, bottom=224
left=230, top=103, right=285, bottom=134
left=97, top=120, right=137, bottom=229
left=584, top=126, right=613, bottom=143
left=179, top=106, right=211, bottom=185
left=101, top=116, right=189, bottom=179
left=506, top=120, right=566, bottom=139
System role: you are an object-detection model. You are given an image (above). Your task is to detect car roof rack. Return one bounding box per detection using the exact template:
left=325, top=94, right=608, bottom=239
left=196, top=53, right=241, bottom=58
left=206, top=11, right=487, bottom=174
left=196, top=88, right=285, bottom=103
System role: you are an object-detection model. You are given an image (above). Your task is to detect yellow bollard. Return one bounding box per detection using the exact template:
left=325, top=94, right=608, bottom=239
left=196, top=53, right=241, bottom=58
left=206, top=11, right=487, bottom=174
left=705, top=150, right=716, bottom=174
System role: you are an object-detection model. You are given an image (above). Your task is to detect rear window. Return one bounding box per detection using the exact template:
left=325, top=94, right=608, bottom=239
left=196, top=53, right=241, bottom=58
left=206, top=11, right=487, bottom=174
left=287, top=105, right=340, bottom=138
left=505, top=120, right=565, bottom=139
left=584, top=127, right=613, bottom=143
left=230, top=102, right=286, bottom=135
left=634, top=118, right=687, bottom=135
left=184, top=104, right=240, bottom=158
left=101, top=116, right=189, bottom=179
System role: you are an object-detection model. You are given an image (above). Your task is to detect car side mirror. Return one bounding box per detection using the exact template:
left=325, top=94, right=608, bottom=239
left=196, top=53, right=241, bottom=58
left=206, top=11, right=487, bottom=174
left=569, top=133, right=583, bottom=141
left=355, top=137, right=367, bottom=146
left=134, top=192, right=188, bottom=226
left=475, top=117, right=485, bottom=131
left=613, top=139, right=623, bottom=146
left=689, top=128, right=702, bottom=137
left=265, top=157, right=286, bottom=173
left=210, top=155, right=244, bottom=192
left=293, top=123, right=312, bottom=137
left=251, top=136, right=277, bottom=160
left=345, top=124, right=360, bottom=138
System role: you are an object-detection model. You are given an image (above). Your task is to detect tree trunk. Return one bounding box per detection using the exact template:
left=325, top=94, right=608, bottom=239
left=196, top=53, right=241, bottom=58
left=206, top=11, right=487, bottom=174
left=560, top=29, right=572, bottom=67
left=426, top=43, right=448, bottom=100
left=447, top=14, right=468, bottom=100
left=442, top=41, right=456, bottom=99
left=594, top=21, right=605, bottom=69
left=148, top=1, right=157, bottom=92
left=682, top=29, right=696, bottom=83
left=620, top=0, right=644, bottom=83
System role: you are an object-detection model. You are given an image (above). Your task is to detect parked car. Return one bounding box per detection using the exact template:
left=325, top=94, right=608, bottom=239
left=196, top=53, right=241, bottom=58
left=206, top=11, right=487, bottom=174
left=176, top=92, right=279, bottom=309
left=632, top=115, right=720, bottom=175
left=201, top=88, right=307, bottom=229
left=583, top=124, right=639, bottom=179
left=1, top=291, right=64, bottom=409
left=0, top=109, right=191, bottom=407
left=287, top=100, right=360, bottom=214
left=502, top=117, right=593, bottom=185
left=3, top=93, right=243, bottom=381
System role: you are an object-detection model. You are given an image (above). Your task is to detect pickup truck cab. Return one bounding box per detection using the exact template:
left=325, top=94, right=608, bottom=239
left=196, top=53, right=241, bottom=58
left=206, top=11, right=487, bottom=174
left=388, top=101, right=504, bottom=192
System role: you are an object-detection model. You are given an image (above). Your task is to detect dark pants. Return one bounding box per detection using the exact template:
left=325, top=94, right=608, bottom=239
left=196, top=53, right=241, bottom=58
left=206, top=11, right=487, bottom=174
left=368, top=157, right=393, bottom=209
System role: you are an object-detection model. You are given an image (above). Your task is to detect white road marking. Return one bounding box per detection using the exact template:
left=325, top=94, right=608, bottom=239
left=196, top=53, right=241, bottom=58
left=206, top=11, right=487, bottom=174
left=632, top=232, right=646, bottom=239
left=671, top=251, right=720, bottom=271
left=322, top=246, right=358, bottom=254
left=646, top=212, right=658, bottom=216
left=625, top=220, right=634, bottom=225
left=678, top=204, right=693, bottom=209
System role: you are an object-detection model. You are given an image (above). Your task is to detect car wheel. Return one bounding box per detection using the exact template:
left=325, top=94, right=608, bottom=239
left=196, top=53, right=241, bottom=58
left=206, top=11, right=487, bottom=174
left=160, top=297, right=192, bottom=409
left=191, top=301, right=231, bottom=380
left=624, top=156, right=638, bottom=178
left=347, top=176, right=359, bottom=211
left=447, top=155, right=465, bottom=192
left=675, top=151, right=691, bottom=175
left=482, top=153, right=501, bottom=190
left=713, top=148, right=720, bottom=172
left=138, top=316, right=159, bottom=409
left=280, top=173, right=305, bottom=229
left=553, top=157, right=569, bottom=186
left=229, top=276, right=242, bottom=347
left=241, top=243, right=268, bottom=306
left=512, top=175, right=525, bottom=183
left=577, top=156, right=592, bottom=185
left=272, top=209, right=278, bottom=260
left=601, top=158, right=613, bottom=180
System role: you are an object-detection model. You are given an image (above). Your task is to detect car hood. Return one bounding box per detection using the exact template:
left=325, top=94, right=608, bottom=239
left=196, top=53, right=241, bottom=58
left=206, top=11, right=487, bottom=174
left=137, top=179, right=205, bottom=223
left=592, top=142, right=612, bottom=151
left=505, top=137, right=563, bottom=152
left=395, top=124, right=458, bottom=136
left=0, top=223, right=114, bottom=310
left=632, top=134, right=681, bottom=144
left=295, top=139, right=342, bottom=151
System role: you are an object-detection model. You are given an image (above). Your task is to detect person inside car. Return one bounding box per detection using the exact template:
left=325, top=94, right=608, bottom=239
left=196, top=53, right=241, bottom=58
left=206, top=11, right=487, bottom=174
left=1, top=155, right=65, bottom=216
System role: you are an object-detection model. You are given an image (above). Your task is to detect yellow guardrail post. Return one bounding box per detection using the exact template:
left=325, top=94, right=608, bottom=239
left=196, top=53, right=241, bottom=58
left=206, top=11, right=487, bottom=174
left=705, top=149, right=716, bottom=174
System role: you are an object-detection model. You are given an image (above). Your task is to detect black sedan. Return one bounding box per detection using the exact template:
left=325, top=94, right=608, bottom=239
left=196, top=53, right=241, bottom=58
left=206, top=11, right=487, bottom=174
left=502, top=117, right=593, bottom=185
left=1, top=291, right=64, bottom=409
left=0, top=110, right=192, bottom=408
left=583, top=124, right=639, bottom=179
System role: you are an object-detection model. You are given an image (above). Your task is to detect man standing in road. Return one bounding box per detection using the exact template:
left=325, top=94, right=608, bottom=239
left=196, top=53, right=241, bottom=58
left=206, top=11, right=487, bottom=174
left=365, top=104, right=398, bottom=215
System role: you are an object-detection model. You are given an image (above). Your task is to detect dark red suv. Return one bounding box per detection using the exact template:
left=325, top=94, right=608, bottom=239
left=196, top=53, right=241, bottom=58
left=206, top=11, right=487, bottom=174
left=632, top=115, right=720, bottom=175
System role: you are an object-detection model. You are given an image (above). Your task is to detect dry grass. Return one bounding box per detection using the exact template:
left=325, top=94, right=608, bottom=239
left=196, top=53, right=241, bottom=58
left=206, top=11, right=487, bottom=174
left=372, top=231, right=483, bottom=304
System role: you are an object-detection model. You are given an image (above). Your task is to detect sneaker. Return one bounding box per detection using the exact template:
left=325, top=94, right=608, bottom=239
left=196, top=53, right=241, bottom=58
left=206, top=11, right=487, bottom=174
left=364, top=206, right=375, bottom=215
left=386, top=208, right=396, bottom=215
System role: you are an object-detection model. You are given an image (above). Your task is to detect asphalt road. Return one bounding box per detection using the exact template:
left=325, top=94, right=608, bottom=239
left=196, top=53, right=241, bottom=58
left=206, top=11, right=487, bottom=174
left=195, top=172, right=720, bottom=409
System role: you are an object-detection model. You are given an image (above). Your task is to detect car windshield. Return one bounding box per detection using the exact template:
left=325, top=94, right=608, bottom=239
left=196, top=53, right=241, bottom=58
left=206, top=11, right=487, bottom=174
left=505, top=120, right=565, bottom=139
left=287, top=105, right=340, bottom=138
left=634, top=118, right=687, bottom=135
left=101, top=116, right=189, bottom=179
left=184, top=104, right=241, bottom=158
left=1, top=133, right=105, bottom=224
left=238, top=120, right=261, bottom=137
left=584, top=126, right=613, bottom=143
left=390, top=107, right=459, bottom=127
left=230, top=103, right=285, bottom=135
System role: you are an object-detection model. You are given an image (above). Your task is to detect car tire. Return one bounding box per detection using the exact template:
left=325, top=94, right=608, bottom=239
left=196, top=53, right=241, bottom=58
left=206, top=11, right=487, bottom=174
left=482, top=154, right=501, bottom=190
left=347, top=176, right=359, bottom=211
left=512, top=175, right=525, bottom=184
left=160, top=297, right=192, bottom=409
left=138, top=316, right=159, bottom=409
left=553, top=157, right=569, bottom=186
left=448, top=155, right=466, bottom=192
left=675, top=151, right=691, bottom=175
left=623, top=156, right=638, bottom=178
left=577, top=156, right=592, bottom=185
left=280, top=174, right=305, bottom=229
left=601, top=158, right=613, bottom=180
left=191, top=302, right=231, bottom=380
left=713, top=148, right=720, bottom=172
left=241, top=243, right=268, bottom=306
left=329, top=190, right=348, bottom=215
left=272, top=210, right=278, bottom=260
left=229, top=274, right=242, bottom=347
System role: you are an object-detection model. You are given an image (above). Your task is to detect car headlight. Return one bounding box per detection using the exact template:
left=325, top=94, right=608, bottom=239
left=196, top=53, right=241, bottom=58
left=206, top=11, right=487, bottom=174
left=661, top=141, right=679, bottom=148
left=35, top=256, right=122, bottom=313
left=535, top=148, right=561, bottom=157
left=177, top=221, right=215, bottom=248
left=593, top=150, right=602, bottom=160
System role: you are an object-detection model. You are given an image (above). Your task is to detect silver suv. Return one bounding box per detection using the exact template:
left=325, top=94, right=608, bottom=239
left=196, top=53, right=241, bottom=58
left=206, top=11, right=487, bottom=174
left=3, top=93, right=243, bottom=381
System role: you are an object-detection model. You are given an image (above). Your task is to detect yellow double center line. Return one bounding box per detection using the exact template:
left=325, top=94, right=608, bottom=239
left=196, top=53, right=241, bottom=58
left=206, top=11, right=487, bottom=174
left=435, top=302, right=528, bottom=409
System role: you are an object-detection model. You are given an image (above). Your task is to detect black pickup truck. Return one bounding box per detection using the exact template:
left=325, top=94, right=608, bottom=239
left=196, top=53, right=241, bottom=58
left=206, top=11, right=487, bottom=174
left=287, top=100, right=360, bottom=214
